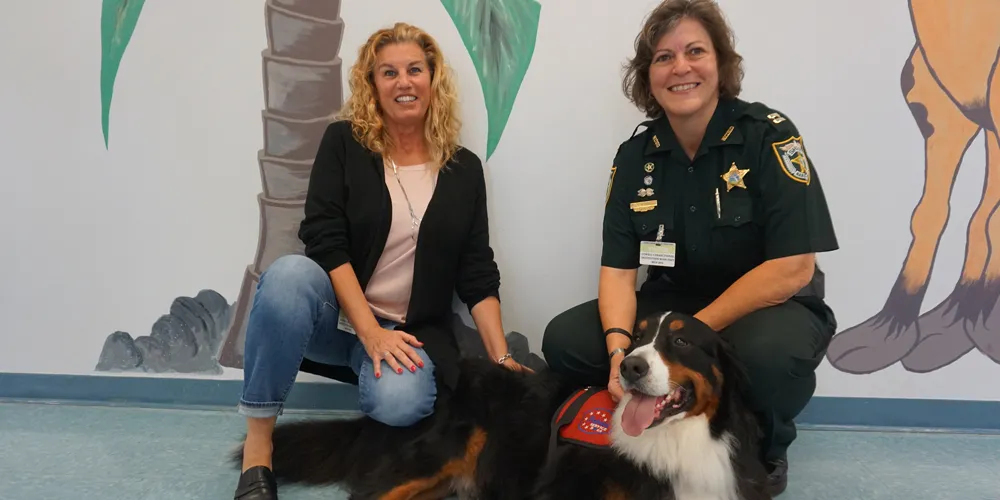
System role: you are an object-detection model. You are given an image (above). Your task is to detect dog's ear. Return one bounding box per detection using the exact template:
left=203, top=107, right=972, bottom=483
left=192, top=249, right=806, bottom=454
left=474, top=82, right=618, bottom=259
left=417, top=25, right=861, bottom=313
left=714, top=336, right=765, bottom=443
left=715, top=336, right=751, bottom=396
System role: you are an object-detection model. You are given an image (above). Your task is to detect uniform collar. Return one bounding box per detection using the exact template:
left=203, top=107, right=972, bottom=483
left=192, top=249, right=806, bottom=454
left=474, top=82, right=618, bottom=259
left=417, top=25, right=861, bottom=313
left=644, top=97, right=746, bottom=156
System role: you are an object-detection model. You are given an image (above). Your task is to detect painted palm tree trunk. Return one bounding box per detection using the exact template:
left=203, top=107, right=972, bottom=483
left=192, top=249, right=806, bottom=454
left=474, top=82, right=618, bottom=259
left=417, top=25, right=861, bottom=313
left=217, top=0, right=345, bottom=368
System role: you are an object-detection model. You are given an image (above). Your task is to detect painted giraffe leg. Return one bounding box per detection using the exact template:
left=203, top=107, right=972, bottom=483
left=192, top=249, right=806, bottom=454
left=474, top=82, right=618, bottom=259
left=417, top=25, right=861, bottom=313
left=902, top=131, right=998, bottom=372
left=826, top=45, right=982, bottom=374
left=967, top=52, right=1000, bottom=364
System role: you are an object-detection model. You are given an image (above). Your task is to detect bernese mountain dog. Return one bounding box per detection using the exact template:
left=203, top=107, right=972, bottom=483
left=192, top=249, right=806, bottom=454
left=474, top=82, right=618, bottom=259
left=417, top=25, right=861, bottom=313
left=231, top=311, right=771, bottom=499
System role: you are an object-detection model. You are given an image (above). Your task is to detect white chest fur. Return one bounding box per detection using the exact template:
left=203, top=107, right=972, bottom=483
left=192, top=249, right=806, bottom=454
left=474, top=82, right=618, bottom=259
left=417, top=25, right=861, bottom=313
left=611, top=408, right=739, bottom=500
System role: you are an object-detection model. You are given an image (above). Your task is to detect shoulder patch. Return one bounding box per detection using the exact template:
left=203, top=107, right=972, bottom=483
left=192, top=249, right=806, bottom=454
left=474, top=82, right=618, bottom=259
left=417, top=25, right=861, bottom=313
left=606, top=165, right=617, bottom=205
left=771, top=136, right=810, bottom=185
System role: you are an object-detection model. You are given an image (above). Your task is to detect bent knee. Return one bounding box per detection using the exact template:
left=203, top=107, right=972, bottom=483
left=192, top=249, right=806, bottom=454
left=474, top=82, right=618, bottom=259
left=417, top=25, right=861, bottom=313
left=541, top=309, right=581, bottom=357
left=359, top=363, right=437, bottom=427
left=259, top=255, right=329, bottom=296
left=731, top=335, right=819, bottom=385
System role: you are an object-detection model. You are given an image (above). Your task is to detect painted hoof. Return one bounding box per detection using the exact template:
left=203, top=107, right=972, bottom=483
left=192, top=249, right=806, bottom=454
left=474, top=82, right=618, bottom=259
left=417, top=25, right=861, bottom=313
left=902, top=294, right=976, bottom=372
left=826, top=313, right=918, bottom=374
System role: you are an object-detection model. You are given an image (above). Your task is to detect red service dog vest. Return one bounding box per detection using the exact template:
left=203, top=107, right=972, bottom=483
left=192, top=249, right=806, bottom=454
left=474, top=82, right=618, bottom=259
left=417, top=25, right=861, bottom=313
left=551, top=386, right=615, bottom=449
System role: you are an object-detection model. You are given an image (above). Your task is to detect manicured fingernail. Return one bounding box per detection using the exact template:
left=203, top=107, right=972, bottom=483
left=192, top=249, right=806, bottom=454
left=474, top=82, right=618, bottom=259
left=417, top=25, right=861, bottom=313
left=376, top=372, right=381, bottom=379
left=397, top=368, right=403, bottom=374
left=410, top=365, right=416, bottom=372
left=418, top=362, right=424, bottom=368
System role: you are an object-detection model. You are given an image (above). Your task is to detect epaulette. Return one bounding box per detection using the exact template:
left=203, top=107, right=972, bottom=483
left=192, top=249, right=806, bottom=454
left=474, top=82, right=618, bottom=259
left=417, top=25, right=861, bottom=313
left=615, top=119, right=657, bottom=155
left=629, top=119, right=658, bottom=139
left=741, top=101, right=797, bottom=131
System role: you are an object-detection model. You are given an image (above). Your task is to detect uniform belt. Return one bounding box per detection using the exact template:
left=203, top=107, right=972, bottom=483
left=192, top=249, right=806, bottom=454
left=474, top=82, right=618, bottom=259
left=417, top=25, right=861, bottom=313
left=648, top=265, right=826, bottom=300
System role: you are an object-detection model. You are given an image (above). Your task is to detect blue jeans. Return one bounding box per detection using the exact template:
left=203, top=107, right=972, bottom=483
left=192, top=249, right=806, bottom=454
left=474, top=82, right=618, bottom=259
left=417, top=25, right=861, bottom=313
left=237, top=254, right=437, bottom=426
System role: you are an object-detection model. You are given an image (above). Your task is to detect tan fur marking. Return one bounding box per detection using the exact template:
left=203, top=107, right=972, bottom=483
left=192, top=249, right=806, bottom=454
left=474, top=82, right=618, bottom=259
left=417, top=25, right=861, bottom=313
left=604, top=483, right=629, bottom=500
left=662, top=359, right=721, bottom=421
left=668, top=319, right=684, bottom=331
left=378, top=427, right=487, bottom=500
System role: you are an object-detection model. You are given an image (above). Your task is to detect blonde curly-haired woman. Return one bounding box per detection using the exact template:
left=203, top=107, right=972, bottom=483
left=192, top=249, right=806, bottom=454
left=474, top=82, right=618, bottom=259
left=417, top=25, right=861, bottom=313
left=233, top=22, right=525, bottom=500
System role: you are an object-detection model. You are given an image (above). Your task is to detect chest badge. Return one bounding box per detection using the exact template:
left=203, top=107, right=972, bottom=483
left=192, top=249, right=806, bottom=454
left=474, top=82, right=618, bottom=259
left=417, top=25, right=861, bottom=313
left=721, top=162, right=750, bottom=191
left=644, top=162, right=655, bottom=173
left=638, top=188, right=654, bottom=197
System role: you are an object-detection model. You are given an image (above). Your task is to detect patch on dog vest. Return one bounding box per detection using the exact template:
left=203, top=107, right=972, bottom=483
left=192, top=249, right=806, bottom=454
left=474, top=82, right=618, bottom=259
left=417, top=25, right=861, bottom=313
left=551, top=386, right=615, bottom=449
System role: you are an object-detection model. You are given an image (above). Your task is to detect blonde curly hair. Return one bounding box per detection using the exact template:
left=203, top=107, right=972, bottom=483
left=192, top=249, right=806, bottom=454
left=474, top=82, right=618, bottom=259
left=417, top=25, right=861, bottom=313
left=338, top=22, right=462, bottom=170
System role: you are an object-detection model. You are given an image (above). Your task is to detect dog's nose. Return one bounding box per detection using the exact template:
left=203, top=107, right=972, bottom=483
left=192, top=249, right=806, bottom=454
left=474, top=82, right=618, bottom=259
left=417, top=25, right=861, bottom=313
left=620, top=356, right=649, bottom=384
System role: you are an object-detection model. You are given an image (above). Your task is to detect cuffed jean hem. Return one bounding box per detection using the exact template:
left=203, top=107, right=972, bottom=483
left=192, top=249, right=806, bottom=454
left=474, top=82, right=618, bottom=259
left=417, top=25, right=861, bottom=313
left=237, top=401, right=284, bottom=418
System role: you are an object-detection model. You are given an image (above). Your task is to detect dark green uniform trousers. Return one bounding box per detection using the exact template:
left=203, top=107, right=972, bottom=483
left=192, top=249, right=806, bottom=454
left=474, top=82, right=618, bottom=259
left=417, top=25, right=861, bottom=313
left=541, top=284, right=836, bottom=463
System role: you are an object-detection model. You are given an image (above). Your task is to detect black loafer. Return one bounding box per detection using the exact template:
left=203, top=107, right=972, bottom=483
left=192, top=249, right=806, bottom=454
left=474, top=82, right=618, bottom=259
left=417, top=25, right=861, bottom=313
left=234, top=465, right=278, bottom=500
left=766, top=456, right=788, bottom=496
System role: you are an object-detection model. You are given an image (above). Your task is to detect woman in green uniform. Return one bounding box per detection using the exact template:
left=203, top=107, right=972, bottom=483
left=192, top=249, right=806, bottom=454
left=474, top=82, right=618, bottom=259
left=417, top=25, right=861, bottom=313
left=540, top=0, right=839, bottom=496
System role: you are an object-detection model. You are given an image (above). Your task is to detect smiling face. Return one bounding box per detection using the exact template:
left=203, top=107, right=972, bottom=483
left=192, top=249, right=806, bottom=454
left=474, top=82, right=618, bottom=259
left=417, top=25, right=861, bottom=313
left=372, top=41, right=432, bottom=128
left=648, top=17, right=720, bottom=120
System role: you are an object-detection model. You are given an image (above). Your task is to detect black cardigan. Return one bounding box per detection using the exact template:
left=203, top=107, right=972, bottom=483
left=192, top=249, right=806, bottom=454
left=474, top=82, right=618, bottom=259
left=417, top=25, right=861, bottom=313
left=295, top=120, right=501, bottom=390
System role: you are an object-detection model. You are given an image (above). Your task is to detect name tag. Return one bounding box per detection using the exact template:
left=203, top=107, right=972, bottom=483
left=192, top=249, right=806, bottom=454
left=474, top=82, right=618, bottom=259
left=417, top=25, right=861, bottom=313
left=639, top=241, right=675, bottom=267
left=337, top=310, right=357, bottom=335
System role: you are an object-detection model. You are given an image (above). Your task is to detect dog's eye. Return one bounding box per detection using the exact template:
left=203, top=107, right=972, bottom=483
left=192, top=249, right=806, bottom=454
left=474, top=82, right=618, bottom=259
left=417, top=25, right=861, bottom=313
left=674, top=337, right=688, bottom=347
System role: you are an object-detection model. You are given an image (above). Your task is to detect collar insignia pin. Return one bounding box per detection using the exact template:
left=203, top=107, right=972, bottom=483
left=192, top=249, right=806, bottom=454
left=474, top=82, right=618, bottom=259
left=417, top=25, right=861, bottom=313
left=721, top=125, right=734, bottom=141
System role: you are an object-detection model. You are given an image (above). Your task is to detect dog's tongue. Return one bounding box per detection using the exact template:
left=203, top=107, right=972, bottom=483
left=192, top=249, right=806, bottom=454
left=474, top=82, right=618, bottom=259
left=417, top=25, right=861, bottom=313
left=621, top=393, right=658, bottom=437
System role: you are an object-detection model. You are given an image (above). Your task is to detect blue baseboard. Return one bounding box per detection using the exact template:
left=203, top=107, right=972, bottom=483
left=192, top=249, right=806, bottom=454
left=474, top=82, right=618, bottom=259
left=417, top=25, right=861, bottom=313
left=1, top=372, right=998, bottom=431
left=0, top=372, right=360, bottom=412
left=797, top=396, right=1000, bottom=432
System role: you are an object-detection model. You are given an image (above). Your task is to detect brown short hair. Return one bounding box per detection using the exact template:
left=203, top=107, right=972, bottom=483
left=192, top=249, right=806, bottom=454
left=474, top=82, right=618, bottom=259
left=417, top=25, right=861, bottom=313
left=622, top=0, right=745, bottom=118
left=338, top=22, right=461, bottom=171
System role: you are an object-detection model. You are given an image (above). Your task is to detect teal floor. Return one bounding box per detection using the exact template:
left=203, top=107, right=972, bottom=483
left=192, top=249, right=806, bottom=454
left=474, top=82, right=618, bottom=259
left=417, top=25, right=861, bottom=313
left=1, top=401, right=997, bottom=499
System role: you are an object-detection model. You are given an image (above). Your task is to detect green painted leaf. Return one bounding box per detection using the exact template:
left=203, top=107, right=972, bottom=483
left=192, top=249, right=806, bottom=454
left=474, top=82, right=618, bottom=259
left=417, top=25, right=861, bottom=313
left=441, top=0, right=541, bottom=160
left=100, top=0, right=147, bottom=148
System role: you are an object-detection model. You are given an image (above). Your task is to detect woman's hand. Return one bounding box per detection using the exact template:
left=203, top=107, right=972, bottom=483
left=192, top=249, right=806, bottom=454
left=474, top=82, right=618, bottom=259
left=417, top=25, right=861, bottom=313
left=500, top=357, right=534, bottom=373
left=608, top=352, right=625, bottom=402
left=357, top=327, right=424, bottom=378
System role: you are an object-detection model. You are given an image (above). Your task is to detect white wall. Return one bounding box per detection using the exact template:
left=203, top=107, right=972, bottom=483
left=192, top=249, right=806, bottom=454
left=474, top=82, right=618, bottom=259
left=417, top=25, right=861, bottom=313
left=2, top=0, right=998, bottom=402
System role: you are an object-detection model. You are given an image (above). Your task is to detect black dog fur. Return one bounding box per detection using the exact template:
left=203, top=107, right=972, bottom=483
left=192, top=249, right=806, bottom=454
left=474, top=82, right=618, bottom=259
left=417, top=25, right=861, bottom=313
left=230, top=312, right=771, bottom=499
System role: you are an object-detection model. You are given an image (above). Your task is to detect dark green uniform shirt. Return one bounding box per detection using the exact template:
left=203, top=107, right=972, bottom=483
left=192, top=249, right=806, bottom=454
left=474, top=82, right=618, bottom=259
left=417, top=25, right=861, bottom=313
left=601, top=97, right=839, bottom=300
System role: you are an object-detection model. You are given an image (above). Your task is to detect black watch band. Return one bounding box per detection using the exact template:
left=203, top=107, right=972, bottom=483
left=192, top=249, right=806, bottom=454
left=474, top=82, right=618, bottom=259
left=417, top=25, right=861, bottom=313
left=604, top=327, right=633, bottom=343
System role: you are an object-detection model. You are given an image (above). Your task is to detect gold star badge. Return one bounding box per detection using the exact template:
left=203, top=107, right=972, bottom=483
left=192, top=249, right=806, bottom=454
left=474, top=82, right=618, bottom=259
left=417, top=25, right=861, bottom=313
left=721, top=162, right=749, bottom=191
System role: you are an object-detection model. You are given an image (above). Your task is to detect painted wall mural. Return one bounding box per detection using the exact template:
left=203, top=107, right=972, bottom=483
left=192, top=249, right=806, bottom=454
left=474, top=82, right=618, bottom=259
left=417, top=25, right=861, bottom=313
left=827, top=1, right=1000, bottom=374
left=96, top=291, right=232, bottom=374
left=100, top=0, right=146, bottom=148
left=441, top=0, right=541, bottom=160
left=94, top=0, right=543, bottom=374
left=217, top=0, right=348, bottom=370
